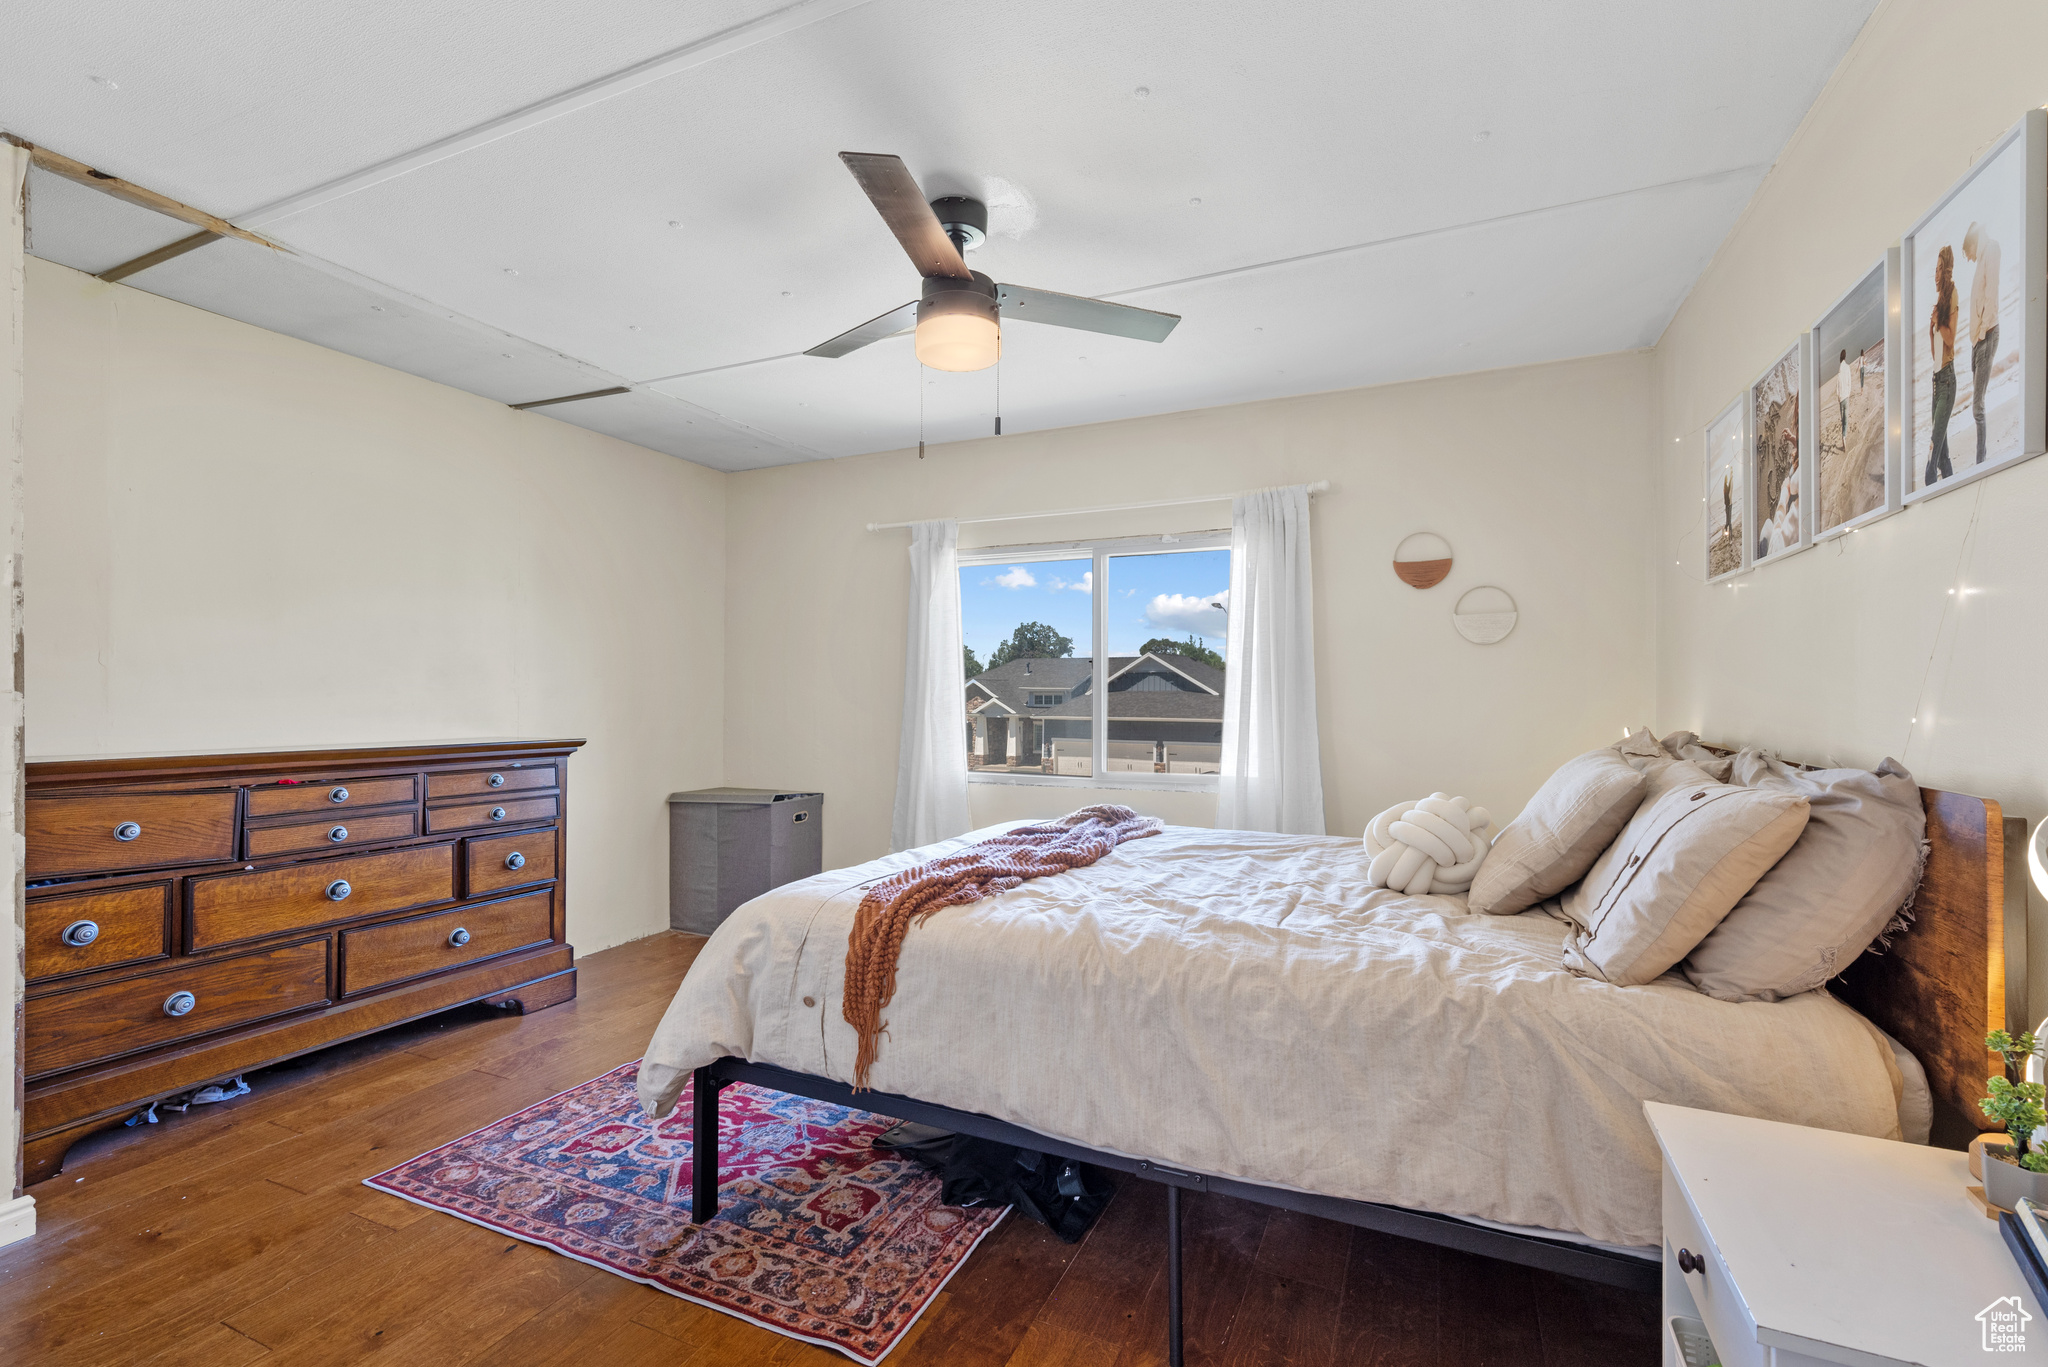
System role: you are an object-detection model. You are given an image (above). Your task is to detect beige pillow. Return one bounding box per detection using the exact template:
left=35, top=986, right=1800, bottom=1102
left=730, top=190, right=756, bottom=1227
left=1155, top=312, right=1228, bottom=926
left=1561, top=762, right=1810, bottom=986
left=1683, top=752, right=1926, bottom=1001
left=1655, top=730, right=1735, bottom=783
left=1468, top=748, right=1650, bottom=915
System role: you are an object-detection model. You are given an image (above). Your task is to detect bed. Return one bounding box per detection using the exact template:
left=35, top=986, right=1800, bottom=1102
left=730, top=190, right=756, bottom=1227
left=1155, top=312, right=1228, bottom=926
left=639, top=776, right=2022, bottom=1357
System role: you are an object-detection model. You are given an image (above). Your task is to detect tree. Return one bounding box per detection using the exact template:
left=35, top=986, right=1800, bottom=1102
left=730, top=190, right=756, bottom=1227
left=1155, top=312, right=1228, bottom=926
left=963, top=645, right=984, bottom=678
left=987, top=622, right=1074, bottom=669
left=1139, top=635, right=1224, bottom=670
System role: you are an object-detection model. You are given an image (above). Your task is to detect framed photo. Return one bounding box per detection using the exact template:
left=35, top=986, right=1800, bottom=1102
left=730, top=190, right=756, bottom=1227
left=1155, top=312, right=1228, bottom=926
left=1902, top=107, right=2047, bottom=502
left=1705, top=398, right=1747, bottom=582
left=1808, top=251, right=1901, bottom=538
left=1749, top=336, right=1810, bottom=564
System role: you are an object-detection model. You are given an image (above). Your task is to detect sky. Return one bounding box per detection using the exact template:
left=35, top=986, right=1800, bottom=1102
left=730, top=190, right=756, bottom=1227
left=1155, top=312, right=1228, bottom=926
left=959, top=548, right=1230, bottom=664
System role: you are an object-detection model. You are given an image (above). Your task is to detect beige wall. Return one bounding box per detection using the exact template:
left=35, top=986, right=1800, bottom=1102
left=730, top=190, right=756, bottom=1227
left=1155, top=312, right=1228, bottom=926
left=725, top=350, right=1657, bottom=870
left=22, top=257, right=726, bottom=954
left=4, top=146, right=28, bottom=1236
left=1651, top=0, right=2048, bottom=1015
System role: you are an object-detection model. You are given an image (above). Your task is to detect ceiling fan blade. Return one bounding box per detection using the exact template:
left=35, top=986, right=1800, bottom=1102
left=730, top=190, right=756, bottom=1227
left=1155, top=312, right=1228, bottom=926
left=996, top=284, right=1180, bottom=343
left=839, top=152, right=972, bottom=281
left=804, top=300, right=919, bottom=358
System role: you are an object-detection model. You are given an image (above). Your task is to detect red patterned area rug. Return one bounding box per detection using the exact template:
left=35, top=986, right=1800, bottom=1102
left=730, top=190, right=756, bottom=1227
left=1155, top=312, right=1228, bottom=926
left=364, top=1061, right=1005, bottom=1364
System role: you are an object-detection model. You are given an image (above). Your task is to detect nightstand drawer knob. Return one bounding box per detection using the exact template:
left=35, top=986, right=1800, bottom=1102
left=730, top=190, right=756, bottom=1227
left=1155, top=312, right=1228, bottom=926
left=163, top=991, right=197, bottom=1018
left=449, top=927, right=472, bottom=948
left=326, top=879, right=352, bottom=902
left=489, top=806, right=507, bottom=821
left=1676, top=1248, right=1705, bottom=1276
left=62, top=919, right=100, bottom=947
left=330, top=786, right=350, bottom=803
left=487, top=773, right=506, bottom=788
left=505, top=851, right=526, bottom=871
left=114, top=821, right=142, bottom=842
left=328, top=825, right=349, bottom=842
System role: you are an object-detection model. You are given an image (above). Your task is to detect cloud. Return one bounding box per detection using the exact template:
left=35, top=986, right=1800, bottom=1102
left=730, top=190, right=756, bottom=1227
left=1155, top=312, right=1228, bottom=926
left=986, top=566, right=1036, bottom=589
left=1145, top=589, right=1229, bottom=638
left=1048, top=570, right=1092, bottom=594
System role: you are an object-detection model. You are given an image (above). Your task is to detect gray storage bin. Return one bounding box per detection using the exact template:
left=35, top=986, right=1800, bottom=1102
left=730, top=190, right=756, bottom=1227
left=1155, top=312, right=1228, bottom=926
left=668, top=788, right=823, bottom=934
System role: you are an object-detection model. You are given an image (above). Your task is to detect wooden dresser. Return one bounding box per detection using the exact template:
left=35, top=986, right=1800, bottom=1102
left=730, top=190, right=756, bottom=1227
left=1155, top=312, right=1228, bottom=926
left=20, top=739, right=583, bottom=1184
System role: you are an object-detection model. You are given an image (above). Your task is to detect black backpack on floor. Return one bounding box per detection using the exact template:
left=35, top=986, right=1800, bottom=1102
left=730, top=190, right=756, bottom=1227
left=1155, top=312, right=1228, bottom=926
left=873, top=1120, right=1114, bottom=1243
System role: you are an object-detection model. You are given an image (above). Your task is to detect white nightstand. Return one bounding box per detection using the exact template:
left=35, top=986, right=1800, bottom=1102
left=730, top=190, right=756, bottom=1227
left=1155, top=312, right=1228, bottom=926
left=1648, top=1102, right=2044, bottom=1366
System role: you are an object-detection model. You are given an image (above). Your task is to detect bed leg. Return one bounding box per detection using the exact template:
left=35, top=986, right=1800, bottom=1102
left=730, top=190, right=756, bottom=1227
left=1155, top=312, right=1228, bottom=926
left=1167, top=1182, right=1184, bottom=1367
left=691, top=1066, right=721, bottom=1224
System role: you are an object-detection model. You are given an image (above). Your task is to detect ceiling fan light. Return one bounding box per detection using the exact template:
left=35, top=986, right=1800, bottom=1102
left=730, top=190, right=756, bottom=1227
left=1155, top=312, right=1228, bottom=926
left=916, top=312, right=1000, bottom=372
left=915, top=272, right=1001, bottom=372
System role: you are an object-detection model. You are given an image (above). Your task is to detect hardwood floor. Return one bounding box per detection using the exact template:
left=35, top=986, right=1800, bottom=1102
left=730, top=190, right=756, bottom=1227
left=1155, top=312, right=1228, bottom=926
left=1, top=930, right=1659, bottom=1365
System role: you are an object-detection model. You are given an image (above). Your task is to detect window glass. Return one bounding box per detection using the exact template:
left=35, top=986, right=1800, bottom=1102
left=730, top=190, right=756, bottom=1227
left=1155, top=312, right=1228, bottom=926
left=959, top=558, right=1093, bottom=777
left=1103, top=550, right=1229, bottom=775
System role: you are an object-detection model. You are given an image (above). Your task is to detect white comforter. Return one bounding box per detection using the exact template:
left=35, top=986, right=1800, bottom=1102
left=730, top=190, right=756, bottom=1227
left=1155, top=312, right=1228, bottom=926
left=639, top=823, right=1903, bottom=1248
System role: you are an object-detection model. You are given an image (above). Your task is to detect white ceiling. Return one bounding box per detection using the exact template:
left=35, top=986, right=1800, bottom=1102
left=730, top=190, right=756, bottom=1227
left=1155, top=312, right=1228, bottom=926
left=4, top=0, right=1879, bottom=471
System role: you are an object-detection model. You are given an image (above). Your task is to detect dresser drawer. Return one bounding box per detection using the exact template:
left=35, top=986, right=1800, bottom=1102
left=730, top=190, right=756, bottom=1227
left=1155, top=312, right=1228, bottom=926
left=188, top=843, right=456, bottom=950
left=27, top=791, right=237, bottom=878
left=246, top=775, right=417, bottom=818
left=26, top=939, right=331, bottom=1079
left=245, top=809, right=418, bottom=860
left=427, top=766, right=556, bottom=800
left=467, top=828, right=558, bottom=897
left=342, top=889, right=555, bottom=994
left=426, top=795, right=557, bottom=834
left=27, top=883, right=172, bottom=983
left=1661, top=1168, right=1764, bottom=1367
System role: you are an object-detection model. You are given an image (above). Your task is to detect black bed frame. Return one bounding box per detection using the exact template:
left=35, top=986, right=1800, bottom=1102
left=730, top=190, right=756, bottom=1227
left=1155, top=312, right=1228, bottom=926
left=688, top=1056, right=1658, bottom=1365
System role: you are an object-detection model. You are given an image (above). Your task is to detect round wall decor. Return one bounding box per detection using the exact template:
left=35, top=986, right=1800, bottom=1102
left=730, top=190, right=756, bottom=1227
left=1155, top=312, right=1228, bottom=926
left=1392, top=532, right=1453, bottom=588
left=1453, top=586, right=1517, bottom=644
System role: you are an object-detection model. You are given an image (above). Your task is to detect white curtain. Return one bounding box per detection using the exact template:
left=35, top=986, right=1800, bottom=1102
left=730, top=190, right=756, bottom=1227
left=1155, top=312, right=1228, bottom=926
left=1216, top=485, right=1326, bottom=834
left=891, top=519, right=972, bottom=852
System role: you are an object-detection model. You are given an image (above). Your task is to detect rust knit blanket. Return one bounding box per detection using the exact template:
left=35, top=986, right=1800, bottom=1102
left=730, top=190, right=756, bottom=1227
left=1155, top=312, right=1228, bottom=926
left=843, top=805, right=1164, bottom=1089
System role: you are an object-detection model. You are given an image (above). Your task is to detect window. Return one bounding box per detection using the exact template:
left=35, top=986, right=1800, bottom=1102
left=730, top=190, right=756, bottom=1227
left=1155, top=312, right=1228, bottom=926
left=959, top=534, right=1229, bottom=787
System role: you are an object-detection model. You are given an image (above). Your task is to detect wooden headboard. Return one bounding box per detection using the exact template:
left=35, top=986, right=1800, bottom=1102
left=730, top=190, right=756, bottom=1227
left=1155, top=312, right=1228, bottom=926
left=1833, top=789, right=2027, bottom=1148
left=1693, top=742, right=2026, bottom=1147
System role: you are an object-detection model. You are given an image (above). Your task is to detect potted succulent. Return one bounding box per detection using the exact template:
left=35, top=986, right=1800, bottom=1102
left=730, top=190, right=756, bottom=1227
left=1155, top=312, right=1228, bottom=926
left=1980, top=1029, right=2048, bottom=1212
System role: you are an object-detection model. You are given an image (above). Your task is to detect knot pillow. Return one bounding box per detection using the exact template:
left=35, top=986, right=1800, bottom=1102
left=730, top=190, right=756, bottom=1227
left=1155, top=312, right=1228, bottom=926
left=1365, top=794, right=1494, bottom=896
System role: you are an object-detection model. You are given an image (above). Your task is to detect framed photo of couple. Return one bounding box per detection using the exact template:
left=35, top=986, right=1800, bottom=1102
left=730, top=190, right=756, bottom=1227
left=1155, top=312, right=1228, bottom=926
left=1901, top=108, right=2047, bottom=503
left=1748, top=335, right=1811, bottom=566
left=1704, top=398, right=1746, bottom=583
left=1806, top=250, right=1902, bottom=538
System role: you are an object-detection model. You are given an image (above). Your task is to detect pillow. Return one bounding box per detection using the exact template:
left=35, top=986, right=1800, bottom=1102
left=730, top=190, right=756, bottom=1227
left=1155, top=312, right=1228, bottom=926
left=1654, top=730, right=1735, bottom=783
left=1561, top=761, right=1810, bottom=986
left=1681, top=752, right=1926, bottom=1002
left=1467, top=747, right=1650, bottom=915
left=1614, top=727, right=1667, bottom=771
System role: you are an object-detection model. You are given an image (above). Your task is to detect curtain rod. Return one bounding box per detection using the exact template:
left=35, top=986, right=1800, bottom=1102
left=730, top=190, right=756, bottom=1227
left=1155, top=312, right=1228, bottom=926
left=865, top=480, right=1329, bottom=532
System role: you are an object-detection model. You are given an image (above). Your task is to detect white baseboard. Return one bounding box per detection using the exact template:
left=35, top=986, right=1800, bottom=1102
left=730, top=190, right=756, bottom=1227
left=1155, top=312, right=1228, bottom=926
left=0, top=1194, right=35, bottom=1248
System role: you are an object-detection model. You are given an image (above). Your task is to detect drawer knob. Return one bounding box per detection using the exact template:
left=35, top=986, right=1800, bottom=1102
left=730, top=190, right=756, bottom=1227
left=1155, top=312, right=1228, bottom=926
left=1676, top=1248, right=1705, bottom=1277
left=114, top=821, right=142, bottom=842
left=449, top=927, right=472, bottom=948
left=329, top=825, right=349, bottom=842
left=326, top=879, right=352, bottom=902
left=487, top=773, right=506, bottom=788
left=489, top=806, right=507, bottom=821
left=505, top=851, right=526, bottom=871
left=330, top=786, right=350, bottom=803
left=163, top=991, right=197, bottom=1018
left=62, top=919, right=100, bottom=947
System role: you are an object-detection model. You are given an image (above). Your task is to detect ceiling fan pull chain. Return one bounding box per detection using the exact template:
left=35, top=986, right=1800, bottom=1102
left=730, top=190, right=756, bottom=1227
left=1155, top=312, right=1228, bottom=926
left=995, top=356, right=1002, bottom=437
left=918, top=358, right=926, bottom=460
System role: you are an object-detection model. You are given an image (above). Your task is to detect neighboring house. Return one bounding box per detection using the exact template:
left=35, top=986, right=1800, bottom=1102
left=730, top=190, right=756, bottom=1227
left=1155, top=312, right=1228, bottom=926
left=965, top=651, right=1224, bottom=774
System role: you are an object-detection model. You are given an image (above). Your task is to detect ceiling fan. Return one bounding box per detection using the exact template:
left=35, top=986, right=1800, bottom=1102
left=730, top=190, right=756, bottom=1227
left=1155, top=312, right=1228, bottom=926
left=806, top=152, right=1181, bottom=373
